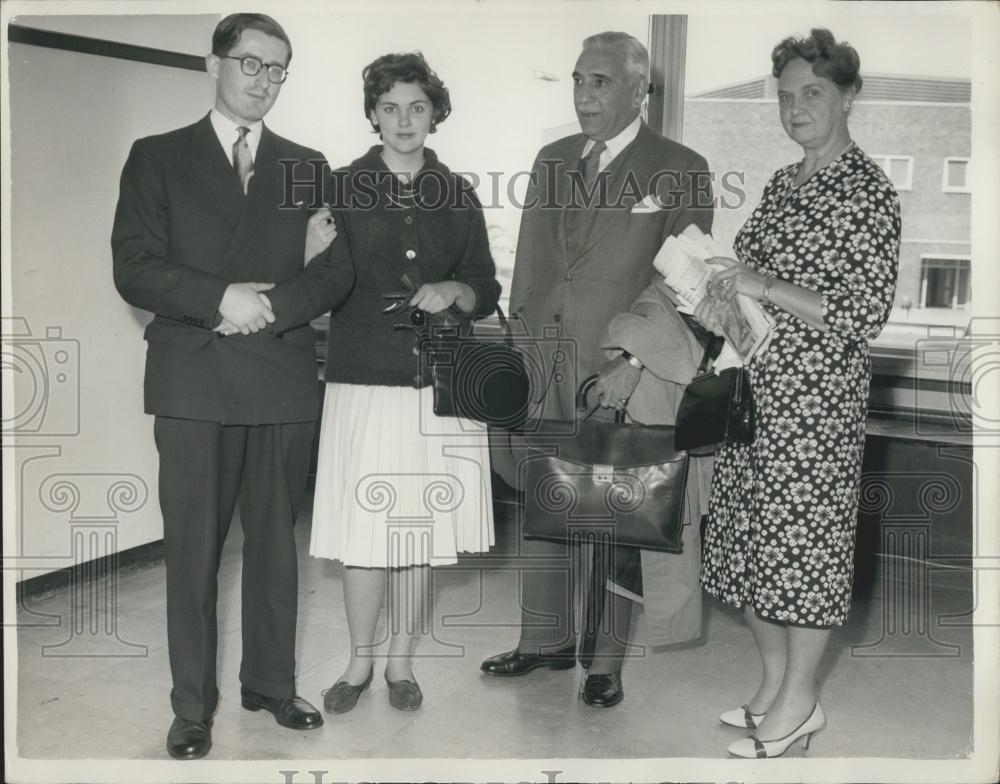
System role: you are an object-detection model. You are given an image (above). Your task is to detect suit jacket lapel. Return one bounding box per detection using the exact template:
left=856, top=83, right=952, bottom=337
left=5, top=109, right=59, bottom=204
left=181, top=114, right=245, bottom=229
left=220, top=125, right=280, bottom=269
left=574, top=132, right=645, bottom=260
left=569, top=125, right=656, bottom=264
left=555, top=137, right=589, bottom=270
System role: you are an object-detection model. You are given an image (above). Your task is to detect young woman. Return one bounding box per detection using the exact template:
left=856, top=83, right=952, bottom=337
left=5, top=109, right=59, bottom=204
left=307, top=52, right=500, bottom=712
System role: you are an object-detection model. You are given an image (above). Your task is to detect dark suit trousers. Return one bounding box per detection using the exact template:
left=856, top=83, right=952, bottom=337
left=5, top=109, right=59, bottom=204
left=154, top=415, right=315, bottom=721
left=516, top=367, right=644, bottom=656
left=517, top=536, right=643, bottom=655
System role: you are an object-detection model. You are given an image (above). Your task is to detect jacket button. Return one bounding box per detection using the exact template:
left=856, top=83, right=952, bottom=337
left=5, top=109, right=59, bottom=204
left=404, top=215, right=414, bottom=225
left=553, top=314, right=561, bottom=322
left=564, top=274, right=573, bottom=282
left=413, top=374, right=422, bottom=385
left=405, top=249, right=417, bottom=260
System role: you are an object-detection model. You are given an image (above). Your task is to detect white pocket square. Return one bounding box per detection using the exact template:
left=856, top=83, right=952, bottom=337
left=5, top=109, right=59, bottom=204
left=631, top=193, right=663, bottom=212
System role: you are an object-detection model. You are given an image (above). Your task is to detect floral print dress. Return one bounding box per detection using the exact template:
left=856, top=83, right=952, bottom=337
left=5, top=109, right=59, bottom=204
left=700, top=144, right=900, bottom=627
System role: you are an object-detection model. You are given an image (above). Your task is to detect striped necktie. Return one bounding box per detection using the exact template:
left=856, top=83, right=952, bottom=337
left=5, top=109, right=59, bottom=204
left=233, top=126, right=254, bottom=193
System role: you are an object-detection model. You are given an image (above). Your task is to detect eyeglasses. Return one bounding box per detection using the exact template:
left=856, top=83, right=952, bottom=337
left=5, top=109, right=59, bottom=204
left=220, top=54, right=289, bottom=84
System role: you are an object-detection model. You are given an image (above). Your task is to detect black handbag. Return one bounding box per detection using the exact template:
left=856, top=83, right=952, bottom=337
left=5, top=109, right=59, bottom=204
left=674, top=344, right=755, bottom=452
left=521, top=375, right=690, bottom=553
left=382, top=272, right=531, bottom=429
left=421, top=304, right=531, bottom=429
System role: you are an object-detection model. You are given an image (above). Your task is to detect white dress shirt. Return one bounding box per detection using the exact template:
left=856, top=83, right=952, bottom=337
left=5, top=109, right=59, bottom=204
left=581, top=114, right=642, bottom=171
left=209, top=108, right=262, bottom=165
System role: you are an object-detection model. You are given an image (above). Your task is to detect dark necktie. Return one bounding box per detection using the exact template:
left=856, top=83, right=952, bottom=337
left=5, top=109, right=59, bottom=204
left=580, top=140, right=607, bottom=187
left=564, top=139, right=608, bottom=242
left=233, top=126, right=254, bottom=193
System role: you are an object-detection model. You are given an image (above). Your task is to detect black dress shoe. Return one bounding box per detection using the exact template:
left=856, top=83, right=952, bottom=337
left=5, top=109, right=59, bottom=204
left=480, top=645, right=576, bottom=676
left=581, top=672, right=624, bottom=707
left=166, top=716, right=212, bottom=760
left=240, top=688, right=324, bottom=729
left=384, top=672, right=423, bottom=711
left=322, top=668, right=374, bottom=714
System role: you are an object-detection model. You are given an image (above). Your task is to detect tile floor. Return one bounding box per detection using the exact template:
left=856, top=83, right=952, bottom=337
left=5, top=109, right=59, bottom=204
left=13, top=490, right=977, bottom=770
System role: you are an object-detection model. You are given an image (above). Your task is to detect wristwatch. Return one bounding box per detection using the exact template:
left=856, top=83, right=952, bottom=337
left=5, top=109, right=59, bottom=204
left=621, top=350, right=644, bottom=370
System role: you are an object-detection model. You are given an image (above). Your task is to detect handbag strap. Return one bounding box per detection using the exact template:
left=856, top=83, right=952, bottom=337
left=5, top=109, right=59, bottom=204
left=678, top=311, right=724, bottom=374
left=494, top=303, right=515, bottom=348
left=696, top=342, right=715, bottom=374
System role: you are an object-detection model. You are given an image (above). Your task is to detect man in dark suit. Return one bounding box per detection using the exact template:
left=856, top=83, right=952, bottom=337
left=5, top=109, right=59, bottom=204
left=112, top=13, right=353, bottom=759
left=482, top=31, right=713, bottom=706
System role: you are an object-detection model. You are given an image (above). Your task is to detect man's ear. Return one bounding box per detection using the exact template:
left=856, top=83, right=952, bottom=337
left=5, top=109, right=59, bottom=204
left=205, top=53, right=220, bottom=80
left=634, top=75, right=649, bottom=107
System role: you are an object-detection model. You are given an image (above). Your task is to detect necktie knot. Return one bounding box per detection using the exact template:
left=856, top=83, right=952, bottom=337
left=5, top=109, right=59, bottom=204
left=232, top=127, right=254, bottom=194
left=586, top=140, right=607, bottom=161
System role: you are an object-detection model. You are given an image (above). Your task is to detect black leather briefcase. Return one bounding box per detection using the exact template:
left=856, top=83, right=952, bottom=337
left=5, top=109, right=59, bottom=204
left=521, top=376, right=689, bottom=553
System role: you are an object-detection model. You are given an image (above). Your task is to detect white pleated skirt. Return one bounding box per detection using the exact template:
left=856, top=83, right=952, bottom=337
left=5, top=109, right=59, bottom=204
left=309, top=383, right=495, bottom=568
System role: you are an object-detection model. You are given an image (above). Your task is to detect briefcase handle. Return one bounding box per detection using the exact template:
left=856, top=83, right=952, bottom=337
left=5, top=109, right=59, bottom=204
left=575, top=374, right=627, bottom=425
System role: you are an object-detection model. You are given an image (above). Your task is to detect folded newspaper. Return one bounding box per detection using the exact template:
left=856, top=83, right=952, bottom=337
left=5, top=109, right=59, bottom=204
left=653, top=224, right=774, bottom=364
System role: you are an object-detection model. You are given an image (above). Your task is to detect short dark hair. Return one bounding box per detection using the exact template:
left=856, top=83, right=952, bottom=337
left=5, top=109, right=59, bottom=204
left=212, top=13, right=292, bottom=65
left=771, top=27, right=862, bottom=95
left=362, top=52, right=451, bottom=133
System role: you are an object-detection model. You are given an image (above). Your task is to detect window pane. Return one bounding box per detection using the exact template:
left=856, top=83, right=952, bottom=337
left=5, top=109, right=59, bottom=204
left=947, top=159, right=968, bottom=188
left=921, top=258, right=971, bottom=308
left=889, top=158, right=911, bottom=187
left=956, top=265, right=970, bottom=306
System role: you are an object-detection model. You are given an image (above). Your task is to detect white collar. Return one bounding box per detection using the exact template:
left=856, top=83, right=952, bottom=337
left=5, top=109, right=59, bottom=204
left=209, top=109, right=263, bottom=161
left=582, top=114, right=642, bottom=171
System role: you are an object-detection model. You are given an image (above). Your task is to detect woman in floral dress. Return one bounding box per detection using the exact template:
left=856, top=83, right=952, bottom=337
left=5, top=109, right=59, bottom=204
left=696, top=28, right=900, bottom=758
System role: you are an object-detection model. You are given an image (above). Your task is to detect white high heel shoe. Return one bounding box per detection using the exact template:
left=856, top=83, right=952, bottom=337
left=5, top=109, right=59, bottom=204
left=719, top=704, right=766, bottom=729
left=727, top=702, right=825, bottom=758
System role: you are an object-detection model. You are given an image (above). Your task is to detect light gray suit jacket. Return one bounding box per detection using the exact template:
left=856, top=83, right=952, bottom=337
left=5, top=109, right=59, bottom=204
left=603, top=279, right=713, bottom=645
left=508, top=121, right=713, bottom=419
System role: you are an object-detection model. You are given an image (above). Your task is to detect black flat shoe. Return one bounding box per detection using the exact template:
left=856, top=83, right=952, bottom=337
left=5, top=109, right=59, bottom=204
left=581, top=672, right=624, bottom=708
left=240, top=688, right=324, bottom=729
left=480, top=645, right=576, bottom=676
left=322, top=668, right=374, bottom=714
left=384, top=672, right=423, bottom=711
left=166, top=716, right=212, bottom=760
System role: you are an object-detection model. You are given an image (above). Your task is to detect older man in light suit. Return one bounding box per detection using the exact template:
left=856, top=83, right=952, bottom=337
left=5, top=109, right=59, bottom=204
left=482, top=31, right=714, bottom=707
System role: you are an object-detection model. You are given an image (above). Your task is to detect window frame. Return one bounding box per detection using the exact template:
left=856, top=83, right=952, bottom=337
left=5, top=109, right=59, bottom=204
left=942, top=156, right=971, bottom=193
left=919, top=253, right=972, bottom=310
left=869, top=154, right=915, bottom=191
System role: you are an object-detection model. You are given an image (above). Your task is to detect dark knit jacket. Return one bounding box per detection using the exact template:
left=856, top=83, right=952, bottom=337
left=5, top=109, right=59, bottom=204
left=323, top=145, right=501, bottom=387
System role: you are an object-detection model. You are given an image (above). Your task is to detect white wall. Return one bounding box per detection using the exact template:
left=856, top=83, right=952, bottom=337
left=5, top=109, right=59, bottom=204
left=6, top=15, right=218, bottom=577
